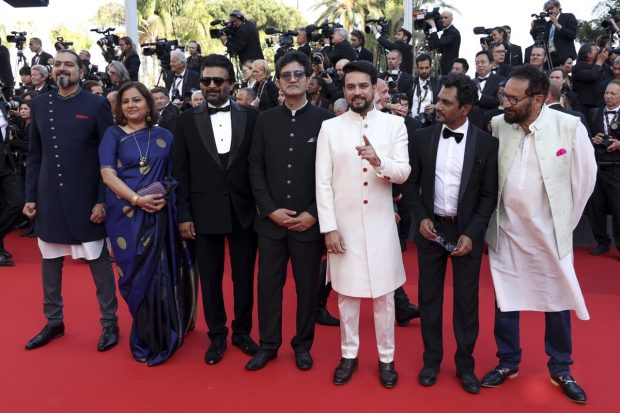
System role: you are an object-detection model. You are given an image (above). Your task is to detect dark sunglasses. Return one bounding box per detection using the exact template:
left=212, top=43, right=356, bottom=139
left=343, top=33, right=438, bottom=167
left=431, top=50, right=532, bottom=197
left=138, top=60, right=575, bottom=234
left=279, top=70, right=306, bottom=81
left=200, top=77, right=228, bottom=87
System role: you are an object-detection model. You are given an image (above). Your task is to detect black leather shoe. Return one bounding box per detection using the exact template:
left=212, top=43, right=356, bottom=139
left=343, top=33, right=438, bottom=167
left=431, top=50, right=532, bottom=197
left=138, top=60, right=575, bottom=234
left=205, top=340, right=227, bottom=365
left=25, top=322, right=65, bottom=350
left=457, top=372, right=481, bottom=394
left=481, top=366, right=519, bottom=387
left=0, top=255, right=15, bottom=267
left=418, top=367, right=439, bottom=386
left=551, top=374, right=587, bottom=404
left=379, top=361, right=398, bottom=388
left=0, top=247, right=12, bottom=258
left=245, top=350, right=277, bottom=371
left=295, top=351, right=313, bottom=370
left=591, top=245, right=610, bottom=255
left=396, top=304, right=420, bottom=326
left=333, top=357, right=358, bottom=385
left=316, top=307, right=340, bottom=326
left=231, top=334, right=259, bottom=356
left=97, top=325, right=119, bottom=352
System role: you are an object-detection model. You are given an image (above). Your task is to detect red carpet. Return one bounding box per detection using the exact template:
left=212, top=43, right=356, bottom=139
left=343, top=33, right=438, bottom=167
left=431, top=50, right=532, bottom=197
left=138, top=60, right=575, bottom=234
left=0, top=231, right=617, bottom=412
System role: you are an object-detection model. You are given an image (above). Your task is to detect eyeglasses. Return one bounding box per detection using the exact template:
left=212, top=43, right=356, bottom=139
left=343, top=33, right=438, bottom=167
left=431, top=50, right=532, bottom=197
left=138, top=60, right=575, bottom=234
left=493, top=50, right=507, bottom=54
left=434, top=233, right=456, bottom=253
left=497, top=91, right=530, bottom=106
left=200, top=77, right=228, bottom=87
left=279, top=70, right=306, bottom=81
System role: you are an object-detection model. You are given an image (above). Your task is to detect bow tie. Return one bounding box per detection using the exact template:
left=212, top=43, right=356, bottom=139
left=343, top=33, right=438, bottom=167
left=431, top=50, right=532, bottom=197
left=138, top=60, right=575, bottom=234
left=442, top=128, right=464, bottom=143
left=175, top=75, right=183, bottom=79
left=477, top=76, right=489, bottom=82
left=605, top=110, right=617, bottom=115
left=207, top=106, right=231, bottom=115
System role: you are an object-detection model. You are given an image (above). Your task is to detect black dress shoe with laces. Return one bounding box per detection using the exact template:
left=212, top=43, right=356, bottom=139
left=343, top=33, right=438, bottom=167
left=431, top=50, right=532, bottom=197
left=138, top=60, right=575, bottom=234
left=333, top=357, right=358, bottom=385
left=457, top=372, right=481, bottom=394
left=379, top=361, right=398, bottom=388
left=205, top=340, right=227, bottom=365
left=245, top=350, right=277, bottom=371
left=551, top=374, right=587, bottom=404
left=591, top=245, right=610, bottom=255
left=97, top=325, right=119, bottom=352
left=231, top=334, right=259, bottom=356
left=316, top=307, right=340, bottom=326
left=396, top=304, right=420, bottom=326
left=481, top=366, right=519, bottom=387
left=25, top=322, right=65, bottom=350
left=418, top=367, right=439, bottom=386
left=295, top=351, right=313, bottom=370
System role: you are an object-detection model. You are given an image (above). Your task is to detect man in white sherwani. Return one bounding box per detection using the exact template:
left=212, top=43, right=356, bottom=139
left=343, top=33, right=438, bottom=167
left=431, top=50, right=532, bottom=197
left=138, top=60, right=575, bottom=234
left=483, top=65, right=596, bottom=404
left=316, top=61, right=411, bottom=388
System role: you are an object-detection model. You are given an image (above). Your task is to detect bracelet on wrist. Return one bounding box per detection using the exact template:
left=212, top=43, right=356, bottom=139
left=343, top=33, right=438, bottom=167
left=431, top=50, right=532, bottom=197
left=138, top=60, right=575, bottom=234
left=131, top=194, right=140, bottom=206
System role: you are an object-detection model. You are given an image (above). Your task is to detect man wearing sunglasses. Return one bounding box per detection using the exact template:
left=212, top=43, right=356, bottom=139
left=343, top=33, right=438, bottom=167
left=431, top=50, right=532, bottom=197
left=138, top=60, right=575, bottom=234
left=173, top=54, right=260, bottom=367
left=409, top=72, right=498, bottom=394
left=484, top=65, right=596, bottom=404
left=246, top=51, right=333, bottom=372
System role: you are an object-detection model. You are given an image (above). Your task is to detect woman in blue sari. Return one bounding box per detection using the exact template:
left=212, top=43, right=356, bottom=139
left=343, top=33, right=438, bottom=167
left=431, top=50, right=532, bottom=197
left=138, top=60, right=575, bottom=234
left=99, top=82, right=196, bottom=366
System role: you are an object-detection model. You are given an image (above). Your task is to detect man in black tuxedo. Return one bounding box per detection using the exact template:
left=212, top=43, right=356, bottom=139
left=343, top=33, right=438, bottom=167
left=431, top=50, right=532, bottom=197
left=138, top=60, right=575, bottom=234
left=491, top=43, right=513, bottom=78
left=29, top=37, right=53, bottom=67
left=502, top=26, right=524, bottom=67
left=246, top=51, right=334, bottom=371
left=586, top=79, right=620, bottom=257
left=350, top=30, right=373, bottom=63
left=0, top=41, right=15, bottom=97
left=296, top=28, right=312, bottom=58
left=151, top=87, right=179, bottom=132
left=164, top=50, right=201, bottom=101
left=173, top=54, right=260, bottom=365
left=381, top=50, right=414, bottom=99
left=220, top=10, right=264, bottom=65
left=323, top=28, right=357, bottom=67
left=529, top=46, right=551, bottom=74
left=426, top=11, right=461, bottom=75
left=410, top=72, right=498, bottom=394
left=475, top=51, right=506, bottom=111
left=372, top=26, right=413, bottom=75
left=572, top=43, right=609, bottom=116
left=0, top=103, right=23, bottom=266
left=530, top=0, right=577, bottom=66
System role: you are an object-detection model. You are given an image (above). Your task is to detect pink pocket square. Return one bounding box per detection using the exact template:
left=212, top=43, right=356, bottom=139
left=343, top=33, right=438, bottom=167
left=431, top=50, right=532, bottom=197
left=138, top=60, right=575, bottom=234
left=556, top=148, right=567, bottom=156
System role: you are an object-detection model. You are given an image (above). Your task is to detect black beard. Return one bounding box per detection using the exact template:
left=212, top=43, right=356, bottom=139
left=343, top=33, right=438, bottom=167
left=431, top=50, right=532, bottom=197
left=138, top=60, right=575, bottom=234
left=349, top=97, right=371, bottom=114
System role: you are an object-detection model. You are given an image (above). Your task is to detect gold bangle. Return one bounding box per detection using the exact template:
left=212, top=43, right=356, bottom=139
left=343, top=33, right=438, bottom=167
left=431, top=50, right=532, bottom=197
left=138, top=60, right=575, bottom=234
left=131, top=194, right=140, bottom=206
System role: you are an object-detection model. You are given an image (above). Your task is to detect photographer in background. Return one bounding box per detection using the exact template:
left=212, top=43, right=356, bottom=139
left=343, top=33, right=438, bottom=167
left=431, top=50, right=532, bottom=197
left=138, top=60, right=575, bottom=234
left=0, top=40, right=15, bottom=97
left=186, top=40, right=204, bottom=73
left=164, top=49, right=200, bottom=102
left=491, top=43, right=513, bottom=78
left=296, top=28, right=312, bottom=58
left=372, top=26, right=413, bottom=75
left=426, top=11, right=461, bottom=75
left=119, top=36, right=140, bottom=81
left=572, top=43, right=608, bottom=115
left=106, top=61, right=130, bottom=93
left=381, top=50, right=413, bottom=100
left=15, top=67, right=32, bottom=96
left=587, top=79, right=620, bottom=258
left=322, top=27, right=357, bottom=67
left=530, top=0, right=577, bottom=66
left=350, top=30, right=373, bottom=63
left=28, top=37, right=53, bottom=66
left=411, top=54, right=441, bottom=124
left=220, top=10, right=264, bottom=65
left=311, top=54, right=346, bottom=104
left=502, top=25, right=524, bottom=66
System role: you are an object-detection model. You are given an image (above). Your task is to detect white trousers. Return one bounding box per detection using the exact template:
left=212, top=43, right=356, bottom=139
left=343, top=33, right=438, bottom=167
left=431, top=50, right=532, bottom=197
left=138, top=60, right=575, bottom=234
left=337, top=291, right=395, bottom=363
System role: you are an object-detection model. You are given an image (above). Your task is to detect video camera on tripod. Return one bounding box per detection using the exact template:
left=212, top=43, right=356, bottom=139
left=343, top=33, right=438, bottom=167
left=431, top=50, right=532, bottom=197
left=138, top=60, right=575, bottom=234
left=602, top=7, right=620, bottom=32
left=304, top=20, right=343, bottom=43
left=5, top=31, right=28, bottom=68
left=531, top=12, right=550, bottom=44
left=264, top=27, right=298, bottom=49
left=412, top=7, right=443, bottom=33
left=209, top=19, right=237, bottom=39
left=473, top=27, right=495, bottom=48
left=365, top=17, right=390, bottom=36
left=91, top=27, right=119, bottom=63
left=54, top=37, right=73, bottom=51
left=141, top=39, right=180, bottom=71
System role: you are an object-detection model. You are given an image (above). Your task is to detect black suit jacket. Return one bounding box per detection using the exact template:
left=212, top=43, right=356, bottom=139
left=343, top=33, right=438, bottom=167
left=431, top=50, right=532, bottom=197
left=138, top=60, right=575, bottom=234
left=356, top=47, right=374, bottom=63
left=0, top=104, right=15, bottom=172
left=123, top=53, right=140, bottom=81
left=506, top=43, right=523, bottom=66
left=173, top=100, right=258, bottom=234
left=164, top=69, right=201, bottom=96
left=298, top=43, right=312, bottom=58
left=376, top=35, right=413, bottom=75
left=492, top=63, right=513, bottom=78
left=226, top=20, right=265, bottom=64
left=0, top=45, right=14, bottom=91
left=571, top=60, right=605, bottom=108
left=323, top=40, right=358, bottom=67
left=427, top=25, right=461, bottom=75
left=477, top=73, right=505, bottom=110
left=530, top=12, right=578, bottom=63
left=409, top=122, right=499, bottom=247
left=158, top=103, right=179, bottom=132
left=548, top=103, right=590, bottom=134
left=31, top=51, right=53, bottom=67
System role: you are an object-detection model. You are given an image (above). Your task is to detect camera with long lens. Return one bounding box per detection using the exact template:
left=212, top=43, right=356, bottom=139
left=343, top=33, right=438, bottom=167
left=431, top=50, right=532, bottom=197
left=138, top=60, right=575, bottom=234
left=141, top=38, right=179, bottom=71
left=6, top=31, right=27, bottom=49
left=473, top=27, right=494, bottom=48
left=91, top=27, right=119, bottom=63
left=305, top=19, right=343, bottom=43
left=412, top=7, right=443, bottom=33
left=602, top=8, right=620, bottom=31
left=414, top=111, right=435, bottom=127
left=3, top=100, right=20, bottom=112
left=600, top=120, right=620, bottom=152
left=365, top=17, right=390, bottom=36
left=54, top=37, right=73, bottom=51
left=209, top=19, right=237, bottom=39
left=264, top=27, right=298, bottom=49
left=319, top=67, right=336, bottom=79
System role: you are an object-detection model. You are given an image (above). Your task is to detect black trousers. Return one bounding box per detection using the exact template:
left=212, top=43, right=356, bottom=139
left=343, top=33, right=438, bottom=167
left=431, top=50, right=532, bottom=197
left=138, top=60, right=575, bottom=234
left=195, top=217, right=257, bottom=342
left=588, top=166, right=620, bottom=250
left=257, top=233, right=323, bottom=353
left=417, top=221, right=482, bottom=374
left=0, top=165, right=23, bottom=246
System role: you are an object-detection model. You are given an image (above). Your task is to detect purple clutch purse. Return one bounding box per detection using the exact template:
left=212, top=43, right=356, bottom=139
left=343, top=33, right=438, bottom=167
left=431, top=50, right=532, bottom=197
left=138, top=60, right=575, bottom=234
left=136, top=181, right=174, bottom=197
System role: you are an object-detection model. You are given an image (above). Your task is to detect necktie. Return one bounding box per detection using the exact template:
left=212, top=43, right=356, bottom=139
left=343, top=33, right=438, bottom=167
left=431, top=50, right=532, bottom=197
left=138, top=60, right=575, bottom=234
left=442, top=128, right=464, bottom=143
left=207, top=106, right=231, bottom=115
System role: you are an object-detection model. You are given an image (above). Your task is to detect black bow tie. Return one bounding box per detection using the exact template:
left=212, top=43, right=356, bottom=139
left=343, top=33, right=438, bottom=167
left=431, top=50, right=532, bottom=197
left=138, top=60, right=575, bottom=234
left=605, top=110, right=617, bottom=115
left=442, top=128, right=464, bottom=143
left=207, top=106, right=231, bottom=115
left=477, top=76, right=489, bottom=82
left=175, top=75, right=183, bottom=79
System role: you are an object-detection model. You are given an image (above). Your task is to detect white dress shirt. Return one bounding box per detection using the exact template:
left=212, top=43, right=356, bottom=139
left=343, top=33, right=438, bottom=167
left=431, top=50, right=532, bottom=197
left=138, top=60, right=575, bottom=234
left=0, top=108, right=7, bottom=141
left=603, top=105, right=620, bottom=134
left=209, top=100, right=232, bottom=154
left=412, top=78, right=433, bottom=115
left=434, top=120, right=469, bottom=216
left=169, top=70, right=186, bottom=100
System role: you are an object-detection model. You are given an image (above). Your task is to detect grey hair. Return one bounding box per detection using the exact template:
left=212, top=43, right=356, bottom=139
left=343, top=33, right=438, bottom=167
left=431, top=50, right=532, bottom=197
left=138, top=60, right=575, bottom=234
left=31, top=64, right=48, bottom=78
left=108, top=61, right=131, bottom=82
left=334, top=27, right=349, bottom=40
left=170, top=49, right=187, bottom=66
left=543, top=0, right=560, bottom=10
left=333, top=98, right=349, bottom=112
